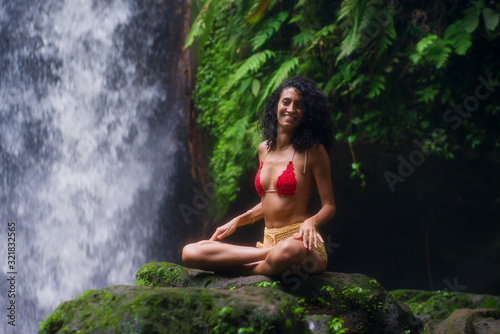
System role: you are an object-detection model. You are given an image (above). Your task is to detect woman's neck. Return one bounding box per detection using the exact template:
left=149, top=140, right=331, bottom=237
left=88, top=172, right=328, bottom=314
left=275, top=131, right=293, bottom=150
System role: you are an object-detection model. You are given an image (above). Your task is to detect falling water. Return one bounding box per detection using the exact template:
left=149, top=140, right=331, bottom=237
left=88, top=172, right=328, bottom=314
left=0, top=0, right=191, bottom=332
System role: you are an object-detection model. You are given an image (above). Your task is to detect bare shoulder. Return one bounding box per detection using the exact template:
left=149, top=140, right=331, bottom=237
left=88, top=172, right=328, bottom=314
left=258, top=141, right=268, bottom=160
left=308, top=144, right=329, bottom=162
left=258, top=141, right=268, bottom=154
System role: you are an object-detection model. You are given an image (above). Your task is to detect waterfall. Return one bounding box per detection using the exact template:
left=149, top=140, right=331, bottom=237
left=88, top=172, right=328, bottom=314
left=0, top=0, right=191, bottom=332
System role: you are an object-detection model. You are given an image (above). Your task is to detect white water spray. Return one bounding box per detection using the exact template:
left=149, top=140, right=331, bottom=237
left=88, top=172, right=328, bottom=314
left=1, top=0, right=184, bottom=332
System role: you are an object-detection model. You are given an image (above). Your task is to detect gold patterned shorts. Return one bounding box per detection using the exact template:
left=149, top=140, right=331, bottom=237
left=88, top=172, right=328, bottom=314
left=256, top=222, right=328, bottom=264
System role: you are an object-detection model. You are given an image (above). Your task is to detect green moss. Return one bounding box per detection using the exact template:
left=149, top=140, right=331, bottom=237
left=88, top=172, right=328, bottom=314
left=390, top=289, right=500, bottom=323
left=38, top=285, right=307, bottom=334
left=485, top=297, right=499, bottom=309
left=320, top=285, right=384, bottom=318
left=135, top=262, right=237, bottom=289
left=135, top=262, right=192, bottom=287
left=251, top=281, right=280, bottom=289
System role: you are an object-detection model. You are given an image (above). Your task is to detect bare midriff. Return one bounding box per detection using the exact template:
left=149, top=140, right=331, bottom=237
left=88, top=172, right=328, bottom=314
left=261, top=193, right=310, bottom=228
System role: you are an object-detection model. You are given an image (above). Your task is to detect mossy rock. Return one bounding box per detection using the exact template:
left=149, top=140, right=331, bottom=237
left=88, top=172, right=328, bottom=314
left=135, top=261, right=275, bottom=289
left=390, top=289, right=500, bottom=323
left=38, top=285, right=306, bottom=334
left=135, top=262, right=423, bottom=333
left=426, top=308, right=500, bottom=334
left=136, top=262, right=393, bottom=298
left=38, top=263, right=425, bottom=333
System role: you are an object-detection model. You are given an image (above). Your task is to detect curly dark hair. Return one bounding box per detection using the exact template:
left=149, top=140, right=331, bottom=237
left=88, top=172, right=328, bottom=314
left=259, top=76, right=337, bottom=153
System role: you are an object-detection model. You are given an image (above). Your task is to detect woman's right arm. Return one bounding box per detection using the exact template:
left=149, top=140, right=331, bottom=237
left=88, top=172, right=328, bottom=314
left=210, top=142, right=266, bottom=241
left=209, top=202, right=262, bottom=241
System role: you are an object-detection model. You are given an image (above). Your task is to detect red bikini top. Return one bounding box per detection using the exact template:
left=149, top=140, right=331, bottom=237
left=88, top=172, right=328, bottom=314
left=255, top=149, right=310, bottom=198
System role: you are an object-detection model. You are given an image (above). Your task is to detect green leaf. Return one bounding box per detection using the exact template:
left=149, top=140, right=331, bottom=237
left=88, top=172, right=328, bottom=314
left=251, top=78, right=261, bottom=96
left=348, top=135, right=357, bottom=143
left=409, top=53, right=422, bottom=64
left=352, top=117, right=362, bottom=125
left=351, top=162, right=361, bottom=169
left=294, top=0, right=305, bottom=10
left=239, top=77, right=253, bottom=94
left=482, top=8, right=499, bottom=31
left=464, top=7, right=480, bottom=33
left=289, top=13, right=303, bottom=24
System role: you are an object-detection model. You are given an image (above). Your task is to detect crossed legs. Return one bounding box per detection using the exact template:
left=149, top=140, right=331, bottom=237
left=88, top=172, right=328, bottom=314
left=182, top=238, right=326, bottom=276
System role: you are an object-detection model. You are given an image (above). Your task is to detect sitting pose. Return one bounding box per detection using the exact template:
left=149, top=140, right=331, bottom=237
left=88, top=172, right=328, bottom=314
left=182, top=76, right=336, bottom=276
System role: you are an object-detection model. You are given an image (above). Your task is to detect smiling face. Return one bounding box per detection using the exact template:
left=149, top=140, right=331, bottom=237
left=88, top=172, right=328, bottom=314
left=276, top=87, right=305, bottom=133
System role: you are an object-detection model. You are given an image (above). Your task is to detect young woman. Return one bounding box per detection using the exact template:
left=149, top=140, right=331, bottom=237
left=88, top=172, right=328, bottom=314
left=182, top=76, right=336, bottom=276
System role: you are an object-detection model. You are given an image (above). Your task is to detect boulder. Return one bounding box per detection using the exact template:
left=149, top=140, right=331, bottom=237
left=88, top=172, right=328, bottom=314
left=38, top=285, right=306, bottom=334
left=38, top=263, right=500, bottom=333
left=427, top=308, right=500, bottom=334
left=134, top=262, right=423, bottom=333
left=390, top=289, right=500, bottom=333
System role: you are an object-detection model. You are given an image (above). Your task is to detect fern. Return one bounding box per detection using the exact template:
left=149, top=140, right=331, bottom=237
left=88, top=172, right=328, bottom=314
left=415, top=34, right=438, bottom=53
left=258, top=57, right=300, bottom=109
left=184, top=0, right=219, bottom=48
left=251, top=11, right=289, bottom=51
left=444, top=20, right=472, bottom=55
left=366, top=75, right=386, bottom=98
left=305, top=24, right=336, bottom=52
left=426, top=40, right=452, bottom=68
left=337, top=0, right=371, bottom=60
left=221, top=50, right=276, bottom=95
left=292, top=28, right=314, bottom=48
left=246, top=0, right=278, bottom=25
left=416, top=86, right=440, bottom=104
left=185, top=18, right=205, bottom=49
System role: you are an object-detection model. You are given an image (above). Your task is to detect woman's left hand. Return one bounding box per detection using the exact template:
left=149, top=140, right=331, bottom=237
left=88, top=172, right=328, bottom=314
left=293, top=220, right=324, bottom=250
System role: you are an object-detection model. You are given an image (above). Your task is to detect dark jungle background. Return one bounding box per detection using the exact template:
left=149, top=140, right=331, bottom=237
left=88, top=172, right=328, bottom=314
left=182, top=0, right=500, bottom=295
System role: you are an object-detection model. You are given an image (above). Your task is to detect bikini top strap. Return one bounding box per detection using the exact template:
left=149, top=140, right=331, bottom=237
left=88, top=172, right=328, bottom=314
left=303, top=150, right=307, bottom=174
left=291, top=150, right=307, bottom=173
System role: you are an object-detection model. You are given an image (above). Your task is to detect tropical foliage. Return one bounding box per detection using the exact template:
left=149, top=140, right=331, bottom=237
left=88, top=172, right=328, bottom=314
left=186, top=0, right=500, bottom=217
